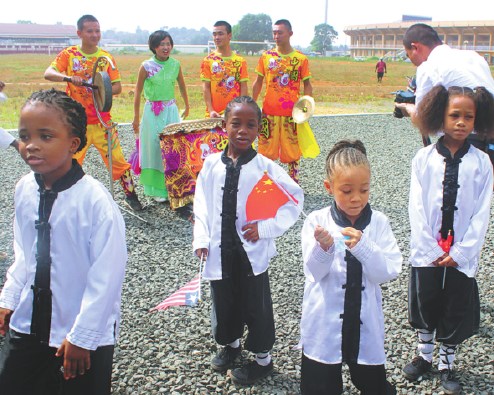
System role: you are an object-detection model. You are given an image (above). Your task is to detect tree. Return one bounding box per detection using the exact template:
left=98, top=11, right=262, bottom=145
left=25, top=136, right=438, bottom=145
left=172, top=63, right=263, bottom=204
left=232, top=14, right=272, bottom=55
left=310, top=23, right=338, bottom=54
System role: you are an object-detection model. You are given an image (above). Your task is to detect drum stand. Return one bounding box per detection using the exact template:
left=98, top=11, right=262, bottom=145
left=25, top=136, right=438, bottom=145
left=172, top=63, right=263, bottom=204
left=92, top=56, right=148, bottom=223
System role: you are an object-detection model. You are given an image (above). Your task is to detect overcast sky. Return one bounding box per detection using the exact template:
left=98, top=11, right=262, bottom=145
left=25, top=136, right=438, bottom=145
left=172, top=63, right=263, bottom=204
left=2, top=0, right=491, bottom=47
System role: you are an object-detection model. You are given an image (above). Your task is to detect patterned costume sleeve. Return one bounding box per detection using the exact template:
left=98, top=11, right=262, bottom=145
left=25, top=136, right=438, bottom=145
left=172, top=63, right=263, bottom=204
left=50, top=49, right=69, bottom=74
left=300, top=56, right=312, bottom=81
left=200, top=57, right=211, bottom=81
left=105, top=54, right=121, bottom=83
left=255, top=54, right=266, bottom=77
left=239, top=59, right=249, bottom=82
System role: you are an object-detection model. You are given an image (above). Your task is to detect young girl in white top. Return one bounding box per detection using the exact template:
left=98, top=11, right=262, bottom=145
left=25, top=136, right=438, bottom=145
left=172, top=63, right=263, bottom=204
left=0, top=89, right=127, bottom=394
left=403, top=85, right=494, bottom=395
left=300, top=140, right=402, bottom=395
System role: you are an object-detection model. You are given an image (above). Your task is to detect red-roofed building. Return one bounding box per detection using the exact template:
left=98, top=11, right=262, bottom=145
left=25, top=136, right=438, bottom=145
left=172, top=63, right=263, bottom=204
left=0, top=23, right=78, bottom=54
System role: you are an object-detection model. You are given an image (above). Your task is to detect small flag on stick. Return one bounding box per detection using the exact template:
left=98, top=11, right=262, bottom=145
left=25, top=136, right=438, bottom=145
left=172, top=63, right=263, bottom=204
left=151, top=274, right=200, bottom=311
left=246, top=172, right=298, bottom=222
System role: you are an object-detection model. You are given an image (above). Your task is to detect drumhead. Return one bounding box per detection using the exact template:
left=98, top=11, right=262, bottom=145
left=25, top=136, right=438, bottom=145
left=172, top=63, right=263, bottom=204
left=162, top=118, right=223, bottom=135
left=93, top=71, right=112, bottom=113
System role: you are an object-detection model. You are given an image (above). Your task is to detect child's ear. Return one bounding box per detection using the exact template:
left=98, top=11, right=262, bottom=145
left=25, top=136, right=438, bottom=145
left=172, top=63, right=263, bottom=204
left=70, top=137, right=81, bottom=154
left=323, top=179, right=333, bottom=195
left=222, top=119, right=226, bottom=130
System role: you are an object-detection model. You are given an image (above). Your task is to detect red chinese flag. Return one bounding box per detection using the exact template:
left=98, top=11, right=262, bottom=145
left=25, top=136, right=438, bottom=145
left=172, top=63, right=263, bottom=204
left=246, top=173, right=296, bottom=222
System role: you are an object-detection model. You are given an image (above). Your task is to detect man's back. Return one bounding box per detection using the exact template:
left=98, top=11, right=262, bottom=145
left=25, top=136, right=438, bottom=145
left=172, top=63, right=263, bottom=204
left=416, top=44, right=494, bottom=104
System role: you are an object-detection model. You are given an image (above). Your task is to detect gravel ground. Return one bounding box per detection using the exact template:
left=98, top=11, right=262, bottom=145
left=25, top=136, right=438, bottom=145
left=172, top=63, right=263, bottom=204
left=0, top=114, right=493, bottom=395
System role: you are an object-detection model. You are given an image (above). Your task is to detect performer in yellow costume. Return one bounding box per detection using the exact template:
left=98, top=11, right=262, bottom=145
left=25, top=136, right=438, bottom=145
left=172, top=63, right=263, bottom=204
left=253, top=19, right=313, bottom=183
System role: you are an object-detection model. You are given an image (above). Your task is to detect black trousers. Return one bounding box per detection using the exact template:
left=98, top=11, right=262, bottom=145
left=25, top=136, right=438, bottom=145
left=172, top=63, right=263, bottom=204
left=300, top=353, right=395, bottom=395
left=0, top=329, right=114, bottom=395
left=408, top=266, right=480, bottom=344
left=210, top=249, right=275, bottom=353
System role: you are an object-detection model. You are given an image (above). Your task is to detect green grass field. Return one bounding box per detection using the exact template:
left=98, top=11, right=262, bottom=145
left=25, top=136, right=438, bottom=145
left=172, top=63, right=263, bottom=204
left=0, top=53, right=420, bottom=129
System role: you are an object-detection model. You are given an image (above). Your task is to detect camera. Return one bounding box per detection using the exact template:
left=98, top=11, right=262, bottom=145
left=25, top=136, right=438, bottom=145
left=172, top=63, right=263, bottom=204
left=392, top=90, right=416, bottom=118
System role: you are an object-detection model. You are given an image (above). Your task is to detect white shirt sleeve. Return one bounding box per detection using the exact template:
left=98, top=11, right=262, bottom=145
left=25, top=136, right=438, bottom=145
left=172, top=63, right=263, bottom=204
left=409, top=153, right=446, bottom=263
left=0, top=209, right=27, bottom=311
left=449, top=159, right=493, bottom=276
left=66, top=204, right=127, bottom=350
left=350, top=215, right=403, bottom=284
left=0, top=128, right=15, bottom=149
left=301, top=212, right=336, bottom=283
left=192, top=158, right=212, bottom=253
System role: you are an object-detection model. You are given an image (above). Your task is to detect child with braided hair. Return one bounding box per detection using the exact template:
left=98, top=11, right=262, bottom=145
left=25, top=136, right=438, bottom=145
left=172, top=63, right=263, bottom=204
left=299, top=140, right=402, bottom=394
left=0, top=89, right=127, bottom=394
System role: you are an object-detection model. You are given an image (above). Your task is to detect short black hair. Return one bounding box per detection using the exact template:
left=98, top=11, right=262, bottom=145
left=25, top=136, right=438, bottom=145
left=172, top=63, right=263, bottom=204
left=148, top=30, right=174, bottom=54
left=224, top=96, right=262, bottom=124
left=23, top=89, right=87, bottom=152
left=274, top=19, right=292, bottom=31
left=77, top=15, right=98, bottom=31
left=403, top=23, right=442, bottom=50
left=214, top=20, right=232, bottom=34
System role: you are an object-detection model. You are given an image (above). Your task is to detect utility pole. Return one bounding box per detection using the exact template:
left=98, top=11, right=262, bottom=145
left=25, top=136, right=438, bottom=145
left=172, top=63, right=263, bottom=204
left=324, top=0, right=328, bottom=24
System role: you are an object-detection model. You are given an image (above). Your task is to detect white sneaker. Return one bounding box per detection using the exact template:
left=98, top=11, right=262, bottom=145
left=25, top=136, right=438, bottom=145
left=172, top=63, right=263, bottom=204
left=153, top=196, right=167, bottom=202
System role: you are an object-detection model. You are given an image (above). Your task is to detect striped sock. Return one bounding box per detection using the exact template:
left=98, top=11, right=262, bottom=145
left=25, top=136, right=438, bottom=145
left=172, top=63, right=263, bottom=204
left=417, top=329, right=434, bottom=363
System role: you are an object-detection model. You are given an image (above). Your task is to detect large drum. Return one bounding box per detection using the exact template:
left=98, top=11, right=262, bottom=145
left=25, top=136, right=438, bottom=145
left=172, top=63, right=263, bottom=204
left=159, top=118, right=228, bottom=209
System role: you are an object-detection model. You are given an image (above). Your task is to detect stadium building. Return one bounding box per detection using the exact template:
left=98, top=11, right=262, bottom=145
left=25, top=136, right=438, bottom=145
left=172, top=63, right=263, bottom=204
left=344, top=17, right=494, bottom=64
left=0, top=23, right=78, bottom=55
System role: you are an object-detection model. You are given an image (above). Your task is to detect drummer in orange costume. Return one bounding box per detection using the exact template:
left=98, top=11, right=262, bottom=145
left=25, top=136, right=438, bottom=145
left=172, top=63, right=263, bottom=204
left=252, top=19, right=313, bottom=183
left=44, top=14, right=142, bottom=211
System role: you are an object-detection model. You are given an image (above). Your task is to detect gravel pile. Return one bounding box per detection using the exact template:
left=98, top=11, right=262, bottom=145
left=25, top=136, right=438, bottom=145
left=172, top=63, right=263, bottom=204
left=0, top=114, right=493, bottom=395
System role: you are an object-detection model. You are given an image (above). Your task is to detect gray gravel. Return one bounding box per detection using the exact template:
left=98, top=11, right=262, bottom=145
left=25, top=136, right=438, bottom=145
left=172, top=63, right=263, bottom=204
left=0, top=114, right=493, bottom=395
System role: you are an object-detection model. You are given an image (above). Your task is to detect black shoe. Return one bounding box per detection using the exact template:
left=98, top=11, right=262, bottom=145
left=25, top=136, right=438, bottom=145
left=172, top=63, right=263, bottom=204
left=175, top=204, right=194, bottom=223
left=230, top=360, right=274, bottom=385
left=440, top=369, right=461, bottom=394
left=125, top=193, right=143, bottom=211
left=211, top=345, right=241, bottom=372
left=402, top=356, right=432, bottom=381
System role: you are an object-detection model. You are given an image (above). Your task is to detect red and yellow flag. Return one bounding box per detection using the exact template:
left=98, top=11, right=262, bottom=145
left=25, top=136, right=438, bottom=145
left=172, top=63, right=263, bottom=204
left=246, top=172, right=297, bottom=222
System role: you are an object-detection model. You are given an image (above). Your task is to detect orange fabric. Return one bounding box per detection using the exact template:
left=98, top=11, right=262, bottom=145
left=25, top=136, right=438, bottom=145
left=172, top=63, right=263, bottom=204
left=200, top=52, right=249, bottom=116
left=255, top=49, right=311, bottom=116
left=73, top=123, right=130, bottom=180
left=258, top=114, right=301, bottom=163
left=50, top=46, right=121, bottom=125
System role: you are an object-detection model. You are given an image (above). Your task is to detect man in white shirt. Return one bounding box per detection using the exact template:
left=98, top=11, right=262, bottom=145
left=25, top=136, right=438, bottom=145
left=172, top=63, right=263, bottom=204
left=397, top=23, right=494, bottom=122
left=396, top=23, right=494, bottom=160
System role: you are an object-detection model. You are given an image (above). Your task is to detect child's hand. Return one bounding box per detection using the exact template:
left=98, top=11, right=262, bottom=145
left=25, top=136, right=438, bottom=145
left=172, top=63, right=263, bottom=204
left=341, top=227, right=362, bottom=249
left=242, top=223, right=259, bottom=243
left=437, top=255, right=458, bottom=268
left=314, top=225, right=333, bottom=251
left=432, top=253, right=448, bottom=266
left=0, top=308, right=13, bottom=336
left=56, top=339, right=91, bottom=380
left=195, top=248, right=209, bottom=259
